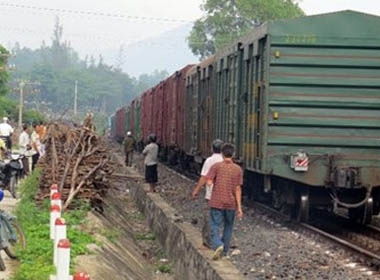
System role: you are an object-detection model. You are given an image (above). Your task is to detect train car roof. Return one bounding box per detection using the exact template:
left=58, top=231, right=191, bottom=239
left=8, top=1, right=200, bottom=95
left=186, top=55, right=215, bottom=77
left=216, top=10, right=380, bottom=59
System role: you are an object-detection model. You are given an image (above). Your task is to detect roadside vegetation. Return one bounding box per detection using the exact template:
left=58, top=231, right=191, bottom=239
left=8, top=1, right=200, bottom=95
left=188, top=0, right=304, bottom=58
left=11, top=169, right=94, bottom=280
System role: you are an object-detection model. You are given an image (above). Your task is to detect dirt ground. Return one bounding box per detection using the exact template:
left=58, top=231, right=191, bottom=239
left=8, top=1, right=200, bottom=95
left=74, top=150, right=174, bottom=280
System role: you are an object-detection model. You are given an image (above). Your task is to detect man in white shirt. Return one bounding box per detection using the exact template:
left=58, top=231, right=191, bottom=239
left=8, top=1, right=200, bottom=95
left=142, top=134, right=159, bottom=192
left=18, top=124, right=31, bottom=174
left=192, top=139, right=224, bottom=248
left=30, top=123, right=41, bottom=170
left=0, top=117, right=14, bottom=150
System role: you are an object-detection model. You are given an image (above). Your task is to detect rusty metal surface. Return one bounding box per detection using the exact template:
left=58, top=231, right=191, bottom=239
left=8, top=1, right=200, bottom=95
left=170, top=65, right=193, bottom=149
left=152, top=82, right=164, bottom=144
left=141, top=89, right=154, bottom=143
left=184, top=57, right=215, bottom=158
left=115, top=107, right=126, bottom=142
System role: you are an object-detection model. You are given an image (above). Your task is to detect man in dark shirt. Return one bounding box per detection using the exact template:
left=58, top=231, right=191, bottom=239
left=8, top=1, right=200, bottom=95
left=206, top=143, right=243, bottom=260
left=123, top=131, right=136, bottom=166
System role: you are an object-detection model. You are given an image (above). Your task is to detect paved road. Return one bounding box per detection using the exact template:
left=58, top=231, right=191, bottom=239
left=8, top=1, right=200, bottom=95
left=0, top=191, right=19, bottom=280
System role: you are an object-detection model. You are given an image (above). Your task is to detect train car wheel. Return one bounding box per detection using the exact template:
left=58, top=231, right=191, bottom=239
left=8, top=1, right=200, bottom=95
left=348, top=197, right=373, bottom=225
left=295, top=193, right=309, bottom=223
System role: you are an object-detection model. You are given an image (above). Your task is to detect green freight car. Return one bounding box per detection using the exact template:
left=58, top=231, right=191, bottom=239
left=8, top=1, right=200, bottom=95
left=185, top=56, right=216, bottom=167
left=189, top=10, right=380, bottom=224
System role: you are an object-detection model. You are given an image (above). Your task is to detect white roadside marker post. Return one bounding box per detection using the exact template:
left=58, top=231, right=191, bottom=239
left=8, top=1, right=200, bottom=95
left=54, top=218, right=67, bottom=266
left=50, top=205, right=61, bottom=240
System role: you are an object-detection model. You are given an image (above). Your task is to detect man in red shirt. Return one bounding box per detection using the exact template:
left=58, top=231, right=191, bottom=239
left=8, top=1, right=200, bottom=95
left=206, top=143, right=243, bottom=260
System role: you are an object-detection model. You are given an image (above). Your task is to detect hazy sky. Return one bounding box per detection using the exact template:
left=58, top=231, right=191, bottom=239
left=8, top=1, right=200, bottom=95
left=1, top=0, right=380, bottom=72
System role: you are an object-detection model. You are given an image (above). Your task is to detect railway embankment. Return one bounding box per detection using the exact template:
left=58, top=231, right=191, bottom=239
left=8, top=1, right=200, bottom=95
left=123, top=147, right=380, bottom=280
left=74, top=188, right=167, bottom=280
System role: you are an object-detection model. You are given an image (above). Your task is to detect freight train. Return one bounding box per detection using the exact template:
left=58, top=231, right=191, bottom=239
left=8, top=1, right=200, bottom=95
left=110, top=11, right=380, bottom=224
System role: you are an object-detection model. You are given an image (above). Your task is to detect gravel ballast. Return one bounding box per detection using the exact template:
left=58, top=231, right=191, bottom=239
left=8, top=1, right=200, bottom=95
left=125, top=150, right=378, bottom=280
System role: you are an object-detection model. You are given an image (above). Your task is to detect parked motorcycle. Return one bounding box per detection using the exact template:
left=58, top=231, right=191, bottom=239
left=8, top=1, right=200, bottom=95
left=0, top=153, right=24, bottom=198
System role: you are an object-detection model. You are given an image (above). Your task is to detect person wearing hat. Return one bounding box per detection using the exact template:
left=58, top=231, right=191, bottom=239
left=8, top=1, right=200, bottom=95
left=142, top=134, right=158, bottom=192
left=123, top=131, right=136, bottom=167
left=0, top=117, right=14, bottom=150
left=192, top=139, right=224, bottom=248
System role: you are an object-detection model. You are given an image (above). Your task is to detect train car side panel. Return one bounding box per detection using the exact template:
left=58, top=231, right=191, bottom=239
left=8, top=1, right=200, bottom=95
left=184, top=66, right=199, bottom=157
left=264, top=11, right=380, bottom=188
left=125, top=106, right=131, bottom=134
left=174, top=65, right=193, bottom=151
left=185, top=58, right=215, bottom=163
left=115, top=107, right=126, bottom=143
left=141, top=89, right=154, bottom=142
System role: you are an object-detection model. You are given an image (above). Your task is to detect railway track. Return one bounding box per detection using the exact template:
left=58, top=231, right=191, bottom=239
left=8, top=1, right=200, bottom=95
left=159, top=154, right=380, bottom=272
left=308, top=210, right=380, bottom=265
left=254, top=201, right=380, bottom=276
left=162, top=158, right=380, bottom=275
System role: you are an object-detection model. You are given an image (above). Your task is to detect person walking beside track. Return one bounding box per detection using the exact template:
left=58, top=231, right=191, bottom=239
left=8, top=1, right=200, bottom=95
left=206, top=143, right=243, bottom=260
left=192, top=139, right=224, bottom=248
left=142, top=134, right=159, bottom=192
left=123, top=131, right=136, bottom=167
left=18, top=124, right=31, bottom=175
left=30, top=123, right=41, bottom=170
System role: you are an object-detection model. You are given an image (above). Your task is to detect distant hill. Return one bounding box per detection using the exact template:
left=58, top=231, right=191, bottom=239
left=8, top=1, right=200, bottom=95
left=103, top=24, right=199, bottom=78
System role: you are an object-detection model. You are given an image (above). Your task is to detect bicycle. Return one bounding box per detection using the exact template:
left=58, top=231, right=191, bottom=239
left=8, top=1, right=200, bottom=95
left=0, top=188, right=26, bottom=271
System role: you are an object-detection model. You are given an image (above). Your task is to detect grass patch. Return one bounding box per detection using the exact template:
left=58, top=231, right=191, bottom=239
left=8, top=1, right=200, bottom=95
left=127, top=211, right=144, bottom=222
left=157, top=263, right=172, bottom=274
left=100, top=228, right=120, bottom=243
left=134, top=232, right=156, bottom=241
left=11, top=169, right=95, bottom=280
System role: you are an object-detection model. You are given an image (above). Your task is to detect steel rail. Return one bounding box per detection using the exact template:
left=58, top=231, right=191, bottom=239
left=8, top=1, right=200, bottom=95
left=254, top=201, right=380, bottom=265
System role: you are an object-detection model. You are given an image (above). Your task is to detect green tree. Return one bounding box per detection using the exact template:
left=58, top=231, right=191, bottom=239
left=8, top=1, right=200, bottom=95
left=0, top=45, right=9, bottom=96
left=135, top=70, right=169, bottom=93
left=7, top=18, right=170, bottom=125
left=188, top=0, right=304, bottom=58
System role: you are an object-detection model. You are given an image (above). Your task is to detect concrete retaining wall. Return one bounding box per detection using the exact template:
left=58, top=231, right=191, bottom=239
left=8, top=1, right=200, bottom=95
left=129, top=169, right=245, bottom=280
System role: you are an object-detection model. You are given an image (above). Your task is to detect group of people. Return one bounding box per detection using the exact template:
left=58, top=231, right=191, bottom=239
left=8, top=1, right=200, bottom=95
left=123, top=131, right=158, bottom=193
left=123, top=130, right=242, bottom=260
left=192, top=140, right=243, bottom=260
left=19, top=122, right=45, bottom=173
left=0, top=116, right=45, bottom=173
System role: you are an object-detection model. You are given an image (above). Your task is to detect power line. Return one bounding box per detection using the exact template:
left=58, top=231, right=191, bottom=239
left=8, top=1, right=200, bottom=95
left=0, top=2, right=195, bottom=24
left=0, top=25, right=136, bottom=44
left=0, top=25, right=195, bottom=48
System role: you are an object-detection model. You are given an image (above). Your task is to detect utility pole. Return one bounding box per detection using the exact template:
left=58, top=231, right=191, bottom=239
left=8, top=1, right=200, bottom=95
left=16, top=80, right=40, bottom=128
left=18, top=81, right=25, bottom=128
left=74, top=80, right=78, bottom=115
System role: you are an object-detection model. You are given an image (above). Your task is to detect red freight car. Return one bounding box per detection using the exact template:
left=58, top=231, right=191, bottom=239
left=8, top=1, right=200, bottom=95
left=152, top=82, right=164, bottom=144
left=114, top=106, right=126, bottom=143
left=141, top=88, right=154, bottom=143
left=139, top=65, right=194, bottom=164
left=162, top=65, right=193, bottom=163
left=130, top=98, right=136, bottom=138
